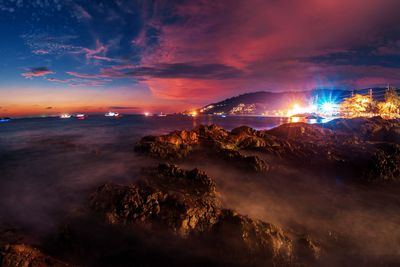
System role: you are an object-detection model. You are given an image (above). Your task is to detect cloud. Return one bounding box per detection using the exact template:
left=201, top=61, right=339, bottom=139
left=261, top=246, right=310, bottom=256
left=79, top=40, right=119, bottom=62
left=22, top=67, right=54, bottom=79
left=22, top=0, right=400, bottom=106
left=21, top=34, right=83, bottom=56
left=71, top=3, right=92, bottom=20
left=66, top=62, right=242, bottom=80
left=47, top=77, right=110, bottom=87
left=127, top=0, right=400, bottom=100
left=108, top=106, right=139, bottom=110
left=32, top=49, right=50, bottom=55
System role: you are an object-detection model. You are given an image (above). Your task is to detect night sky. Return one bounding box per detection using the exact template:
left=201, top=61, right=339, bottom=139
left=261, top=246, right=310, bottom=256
left=1, top=0, right=400, bottom=116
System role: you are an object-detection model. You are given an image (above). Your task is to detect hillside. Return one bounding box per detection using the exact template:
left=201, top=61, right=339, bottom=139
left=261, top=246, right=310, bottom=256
left=194, top=88, right=397, bottom=115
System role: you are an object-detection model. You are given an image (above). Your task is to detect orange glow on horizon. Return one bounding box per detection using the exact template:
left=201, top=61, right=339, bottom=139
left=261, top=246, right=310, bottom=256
left=0, top=86, right=190, bottom=117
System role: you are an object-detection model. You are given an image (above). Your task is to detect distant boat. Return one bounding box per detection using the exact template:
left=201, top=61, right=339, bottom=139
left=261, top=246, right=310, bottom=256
left=60, top=113, right=71, bottom=119
left=75, top=114, right=87, bottom=120
left=0, top=117, right=11, bottom=122
left=158, top=112, right=167, bottom=117
left=105, top=111, right=120, bottom=117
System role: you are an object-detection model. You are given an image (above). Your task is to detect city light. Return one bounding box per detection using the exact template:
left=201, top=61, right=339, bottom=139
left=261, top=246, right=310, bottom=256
left=321, top=102, right=334, bottom=112
left=287, top=103, right=317, bottom=116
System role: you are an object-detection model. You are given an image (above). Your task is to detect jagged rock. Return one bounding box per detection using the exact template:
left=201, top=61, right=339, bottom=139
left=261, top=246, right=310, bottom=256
left=323, top=117, right=400, bottom=142
left=267, top=122, right=335, bottom=141
left=211, top=209, right=294, bottom=266
left=87, top=164, right=317, bottom=266
left=134, top=135, right=193, bottom=159
left=296, top=235, right=321, bottom=261
left=217, top=148, right=269, bottom=172
left=135, top=118, right=399, bottom=181
left=90, top=164, right=221, bottom=237
left=0, top=244, right=72, bottom=267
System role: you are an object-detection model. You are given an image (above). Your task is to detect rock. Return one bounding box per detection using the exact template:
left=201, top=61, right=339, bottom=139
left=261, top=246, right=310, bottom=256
left=211, top=209, right=294, bottom=266
left=296, top=235, right=321, bottom=261
left=0, top=226, right=26, bottom=247
left=89, top=164, right=221, bottom=237
left=217, top=148, right=269, bottom=172
left=323, top=117, right=400, bottom=142
left=135, top=119, right=400, bottom=182
left=267, top=122, right=335, bottom=141
left=354, top=142, right=400, bottom=182
left=87, top=164, right=317, bottom=266
left=134, top=136, right=193, bottom=159
left=231, top=125, right=259, bottom=137
left=0, top=244, right=72, bottom=267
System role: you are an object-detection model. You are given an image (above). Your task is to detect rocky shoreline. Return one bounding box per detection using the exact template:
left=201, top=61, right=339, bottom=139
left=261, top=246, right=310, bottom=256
left=135, top=117, right=400, bottom=182
left=1, top=117, right=399, bottom=266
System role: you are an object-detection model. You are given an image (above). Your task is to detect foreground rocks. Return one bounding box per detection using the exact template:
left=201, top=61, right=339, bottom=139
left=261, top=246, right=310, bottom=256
left=135, top=117, right=400, bottom=182
left=135, top=125, right=269, bottom=173
left=87, top=164, right=318, bottom=266
left=0, top=244, right=72, bottom=267
left=90, top=164, right=221, bottom=236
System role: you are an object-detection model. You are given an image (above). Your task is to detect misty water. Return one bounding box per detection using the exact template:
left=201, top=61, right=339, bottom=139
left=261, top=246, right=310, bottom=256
left=0, top=115, right=286, bottom=232
left=1, top=115, right=400, bottom=265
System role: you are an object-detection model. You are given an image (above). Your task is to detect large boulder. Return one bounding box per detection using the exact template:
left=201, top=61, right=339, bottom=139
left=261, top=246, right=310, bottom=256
left=89, top=164, right=221, bottom=237
left=210, top=209, right=294, bottom=266
left=88, top=164, right=316, bottom=266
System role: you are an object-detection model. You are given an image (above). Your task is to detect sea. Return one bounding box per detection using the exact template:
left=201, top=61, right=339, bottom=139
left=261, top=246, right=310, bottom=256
left=0, top=114, right=297, bottom=233
left=1, top=114, right=399, bottom=260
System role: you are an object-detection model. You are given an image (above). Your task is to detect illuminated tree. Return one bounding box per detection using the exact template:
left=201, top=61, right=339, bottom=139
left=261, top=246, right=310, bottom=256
left=339, top=94, right=374, bottom=118
left=377, top=87, right=400, bottom=118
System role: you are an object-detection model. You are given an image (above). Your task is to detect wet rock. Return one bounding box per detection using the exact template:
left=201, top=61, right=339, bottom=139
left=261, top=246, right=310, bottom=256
left=323, top=117, right=400, bottom=142
left=89, top=164, right=221, bottom=237
left=134, top=136, right=193, bottom=159
left=296, top=235, right=321, bottom=261
left=0, top=244, right=72, bottom=267
left=217, top=148, right=269, bottom=172
left=87, top=164, right=317, bottom=266
left=211, top=209, right=294, bottom=266
left=353, top=142, right=400, bottom=182
left=267, top=122, right=335, bottom=141
left=135, top=118, right=400, bottom=181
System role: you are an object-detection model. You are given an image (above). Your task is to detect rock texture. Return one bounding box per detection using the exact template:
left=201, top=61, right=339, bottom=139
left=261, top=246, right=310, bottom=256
left=135, top=118, right=400, bottom=182
left=90, top=164, right=221, bottom=236
left=89, top=164, right=317, bottom=266
left=0, top=244, right=72, bottom=267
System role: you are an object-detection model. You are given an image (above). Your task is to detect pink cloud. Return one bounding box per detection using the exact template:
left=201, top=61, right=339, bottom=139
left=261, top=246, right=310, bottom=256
left=79, top=40, right=118, bottom=62
left=131, top=0, right=400, bottom=101
left=22, top=67, right=54, bottom=79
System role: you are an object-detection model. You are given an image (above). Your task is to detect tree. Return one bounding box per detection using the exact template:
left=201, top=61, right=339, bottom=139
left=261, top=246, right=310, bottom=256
left=339, top=93, right=374, bottom=118
left=377, top=87, right=400, bottom=118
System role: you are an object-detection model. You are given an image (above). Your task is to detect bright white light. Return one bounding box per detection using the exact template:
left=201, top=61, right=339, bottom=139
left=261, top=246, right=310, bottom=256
left=60, top=113, right=71, bottom=119
left=322, top=103, right=334, bottom=112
